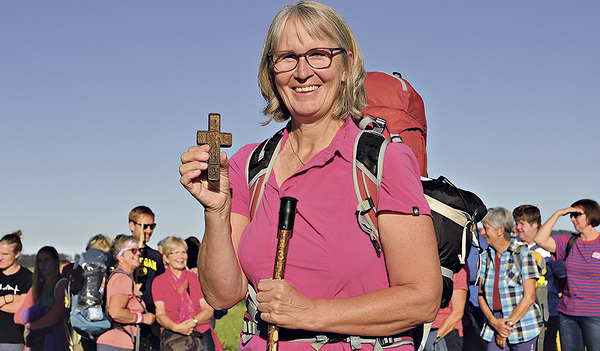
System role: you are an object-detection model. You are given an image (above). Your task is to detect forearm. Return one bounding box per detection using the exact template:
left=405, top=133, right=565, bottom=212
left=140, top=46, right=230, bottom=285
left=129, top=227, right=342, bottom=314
left=198, top=211, right=247, bottom=309
left=436, top=290, right=467, bottom=338
left=299, top=284, right=440, bottom=336
left=1, top=294, right=25, bottom=314
left=535, top=212, right=562, bottom=253
left=111, top=308, right=152, bottom=325
left=194, top=299, right=214, bottom=325
left=507, top=280, right=536, bottom=324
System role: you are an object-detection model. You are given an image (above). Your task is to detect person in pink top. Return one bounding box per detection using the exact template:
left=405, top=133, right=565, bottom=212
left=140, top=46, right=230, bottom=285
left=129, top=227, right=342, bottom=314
left=152, top=236, right=222, bottom=351
left=179, top=1, right=441, bottom=350
left=97, top=235, right=156, bottom=351
left=423, top=268, right=468, bottom=351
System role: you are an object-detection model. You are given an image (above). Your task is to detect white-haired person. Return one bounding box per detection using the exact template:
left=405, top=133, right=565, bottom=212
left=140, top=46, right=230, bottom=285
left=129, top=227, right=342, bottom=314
left=478, top=207, right=542, bottom=350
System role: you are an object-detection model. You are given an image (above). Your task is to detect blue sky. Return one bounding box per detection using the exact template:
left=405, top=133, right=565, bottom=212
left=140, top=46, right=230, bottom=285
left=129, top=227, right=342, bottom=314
left=1, top=1, right=598, bottom=255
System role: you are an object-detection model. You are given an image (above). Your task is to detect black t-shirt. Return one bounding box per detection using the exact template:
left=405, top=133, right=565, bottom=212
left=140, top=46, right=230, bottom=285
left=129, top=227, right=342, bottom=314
left=134, top=245, right=165, bottom=312
left=0, top=266, right=33, bottom=344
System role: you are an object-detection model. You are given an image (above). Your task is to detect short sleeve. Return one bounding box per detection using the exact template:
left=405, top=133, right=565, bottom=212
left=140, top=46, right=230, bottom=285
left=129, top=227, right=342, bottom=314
left=377, top=142, right=431, bottom=216
left=520, top=248, right=541, bottom=281
left=453, top=267, right=468, bottom=291
left=553, top=234, right=568, bottom=261
left=229, top=143, right=260, bottom=218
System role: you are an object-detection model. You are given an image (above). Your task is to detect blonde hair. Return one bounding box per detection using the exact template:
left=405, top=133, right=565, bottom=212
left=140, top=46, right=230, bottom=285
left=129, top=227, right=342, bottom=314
left=161, top=236, right=188, bottom=257
left=258, top=1, right=366, bottom=124
left=86, top=234, right=113, bottom=252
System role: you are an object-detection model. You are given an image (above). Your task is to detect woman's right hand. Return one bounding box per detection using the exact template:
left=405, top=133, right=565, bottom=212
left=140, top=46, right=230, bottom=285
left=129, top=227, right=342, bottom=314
left=172, top=319, right=197, bottom=336
left=180, top=144, right=231, bottom=213
left=142, top=312, right=156, bottom=325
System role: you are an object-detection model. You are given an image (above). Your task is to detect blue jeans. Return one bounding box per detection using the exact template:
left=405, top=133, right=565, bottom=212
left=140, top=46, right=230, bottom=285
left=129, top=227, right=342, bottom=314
left=558, top=312, right=600, bottom=351
left=423, top=329, right=448, bottom=351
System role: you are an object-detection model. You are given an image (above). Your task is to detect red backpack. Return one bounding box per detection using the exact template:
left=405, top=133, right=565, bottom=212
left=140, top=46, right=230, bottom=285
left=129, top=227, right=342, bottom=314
left=359, top=71, right=428, bottom=177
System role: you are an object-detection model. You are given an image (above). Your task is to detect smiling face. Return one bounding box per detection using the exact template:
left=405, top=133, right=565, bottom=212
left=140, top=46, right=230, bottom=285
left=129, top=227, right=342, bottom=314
left=130, top=213, right=155, bottom=245
left=118, top=241, right=141, bottom=272
left=514, top=220, right=538, bottom=245
left=273, top=20, right=348, bottom=123
left=571, top=206, right=589, bottom=233
left=166, top=243, right=188, bottom=272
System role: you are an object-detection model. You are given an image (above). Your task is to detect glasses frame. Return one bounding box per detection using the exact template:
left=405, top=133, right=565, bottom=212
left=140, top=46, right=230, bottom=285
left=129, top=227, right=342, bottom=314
left=132, top=221, right=156, bottom=230
left=126, top=248, right=140, bottom=255
left=570, top=212, right=584, bottom=219
left=270, top=47, right=346, bottom=73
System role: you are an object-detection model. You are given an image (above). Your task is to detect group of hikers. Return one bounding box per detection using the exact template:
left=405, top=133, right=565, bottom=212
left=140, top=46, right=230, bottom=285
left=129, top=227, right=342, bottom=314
left=3, top=1, right=599, bottom=351
left=1, top=206, right=223, bottom=351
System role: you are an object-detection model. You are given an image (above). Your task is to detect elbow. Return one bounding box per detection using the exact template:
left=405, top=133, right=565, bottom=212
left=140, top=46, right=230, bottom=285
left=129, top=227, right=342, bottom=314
left=420, top=279, right=444, bottom=324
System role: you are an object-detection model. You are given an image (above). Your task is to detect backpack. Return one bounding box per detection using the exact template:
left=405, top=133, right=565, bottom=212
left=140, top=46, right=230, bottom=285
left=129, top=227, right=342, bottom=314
left=361, top=71, right=427, bottom=177
left=512, top=245, right=549, bottom=322
left=67, top=248, right=111, bottom=339
left=353, top=129, right=487, bottom=308
left=557, top=233, right=578, bottom=293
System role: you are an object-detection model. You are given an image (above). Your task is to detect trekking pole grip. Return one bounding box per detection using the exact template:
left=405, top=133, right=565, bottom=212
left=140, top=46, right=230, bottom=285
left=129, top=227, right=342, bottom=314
left=267, top=196, right=298, bottom=351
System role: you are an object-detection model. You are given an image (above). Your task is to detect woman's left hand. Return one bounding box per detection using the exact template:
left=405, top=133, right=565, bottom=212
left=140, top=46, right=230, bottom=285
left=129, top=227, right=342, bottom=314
left=256, top=279, right=314, bottom=329
left=496, top=335, right=507, bottom=349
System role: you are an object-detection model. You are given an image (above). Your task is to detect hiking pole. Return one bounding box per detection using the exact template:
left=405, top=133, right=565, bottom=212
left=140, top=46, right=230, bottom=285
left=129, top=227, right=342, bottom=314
left=267, top=196, right=298, bottom=351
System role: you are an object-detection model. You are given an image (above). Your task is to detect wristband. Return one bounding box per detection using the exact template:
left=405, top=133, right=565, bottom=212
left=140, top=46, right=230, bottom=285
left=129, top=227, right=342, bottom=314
left=135, top=312, right=143, bottom=324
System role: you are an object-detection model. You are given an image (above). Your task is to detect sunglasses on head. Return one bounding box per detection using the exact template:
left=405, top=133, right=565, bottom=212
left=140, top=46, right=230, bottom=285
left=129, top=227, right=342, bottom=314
left=132, top=221, right=156, bottom=230
left=570, top=212, right=583, bottom=219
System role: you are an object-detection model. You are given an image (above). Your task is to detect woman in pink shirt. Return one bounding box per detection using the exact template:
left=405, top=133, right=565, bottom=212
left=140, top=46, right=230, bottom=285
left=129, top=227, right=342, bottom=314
left=180, top=2, right=441, bottom=350
left=152, top=236, right=222, bottom=351
left=97, top=235, right=155, bottom=351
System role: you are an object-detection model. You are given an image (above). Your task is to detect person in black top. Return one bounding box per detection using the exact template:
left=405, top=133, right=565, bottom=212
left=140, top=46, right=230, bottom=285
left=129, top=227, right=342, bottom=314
left=0, top=230, right=33, bottom=351
left=128, top=206, right=165, bottom=350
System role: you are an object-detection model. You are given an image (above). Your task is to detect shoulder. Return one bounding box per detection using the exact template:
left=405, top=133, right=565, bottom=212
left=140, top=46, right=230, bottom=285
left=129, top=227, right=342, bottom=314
left=18, top=266, right=33, bottom=278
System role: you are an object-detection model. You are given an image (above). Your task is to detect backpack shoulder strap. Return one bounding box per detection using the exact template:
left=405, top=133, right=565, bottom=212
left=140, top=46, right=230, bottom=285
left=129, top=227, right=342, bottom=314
left=513, top=245, right=524, bottom=274
left=565, top=234, right=579, bottom=261
left=246, top=128, right=285, bottom=220
left=353, top=129, right=388, bottom=256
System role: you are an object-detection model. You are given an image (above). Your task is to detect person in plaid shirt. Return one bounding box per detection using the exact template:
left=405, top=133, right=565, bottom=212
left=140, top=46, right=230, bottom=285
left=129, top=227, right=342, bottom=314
left=478, top=207, right=543, bottom=350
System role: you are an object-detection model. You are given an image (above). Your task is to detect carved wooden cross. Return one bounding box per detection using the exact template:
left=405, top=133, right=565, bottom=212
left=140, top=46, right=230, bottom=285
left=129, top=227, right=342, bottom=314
left=197, top=113, right=232, bottom=182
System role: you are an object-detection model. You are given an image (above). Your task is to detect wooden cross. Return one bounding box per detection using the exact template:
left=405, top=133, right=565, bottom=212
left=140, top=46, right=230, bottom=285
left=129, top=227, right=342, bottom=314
left=197, top=113, right=232, bottom=182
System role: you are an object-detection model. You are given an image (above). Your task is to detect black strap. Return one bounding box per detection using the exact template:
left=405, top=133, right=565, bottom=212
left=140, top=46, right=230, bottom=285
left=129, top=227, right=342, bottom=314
left=564, top=234, right=579, bottom=261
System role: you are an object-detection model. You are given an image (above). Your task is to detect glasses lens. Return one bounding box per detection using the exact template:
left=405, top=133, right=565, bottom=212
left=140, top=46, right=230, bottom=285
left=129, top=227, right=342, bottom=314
left=273, top=52, right=297, bottom=72
left=129, top=248, right=139, bottom=255
left=306, top=49, right=332, bottom=69
left=570, top=213, right=581, bottom=218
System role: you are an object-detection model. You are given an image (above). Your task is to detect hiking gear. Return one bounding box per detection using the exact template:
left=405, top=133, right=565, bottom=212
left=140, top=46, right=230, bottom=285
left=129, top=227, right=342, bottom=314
left=513, top=245, right=550, bottom=323
left=353, top=127, right=486, bottom=308
left=242, top=284, right=413, bottom=350
left=68, top=248, right=111, bottom=339
left=105, top=268, right=149, bottom=351
left=361, top=71, right=427, bottom=177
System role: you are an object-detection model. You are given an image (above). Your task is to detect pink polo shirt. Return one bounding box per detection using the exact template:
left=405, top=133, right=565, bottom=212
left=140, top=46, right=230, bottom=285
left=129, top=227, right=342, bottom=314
left=230, top=119, right=431, bottom=350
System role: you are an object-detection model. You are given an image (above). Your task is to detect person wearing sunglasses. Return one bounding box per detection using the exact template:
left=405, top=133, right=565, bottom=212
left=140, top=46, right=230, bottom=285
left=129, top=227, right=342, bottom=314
left=127, top=206, right=164, bottom=350
left=97, top=235, right=155, bottom=351
left=534, top=199, right=600, bottom=351
left=180, top=1, right=441, bottom=350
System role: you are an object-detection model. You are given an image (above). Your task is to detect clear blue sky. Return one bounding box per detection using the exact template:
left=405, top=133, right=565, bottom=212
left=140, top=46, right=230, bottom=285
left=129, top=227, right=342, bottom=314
left=1, top=1, right=598, bottom=256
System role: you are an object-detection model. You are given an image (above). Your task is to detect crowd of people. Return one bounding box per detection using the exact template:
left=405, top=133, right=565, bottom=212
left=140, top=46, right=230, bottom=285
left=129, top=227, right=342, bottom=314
left=1, top=206, right=223, bottom=351
left=2, top=1, right=599, bottom=351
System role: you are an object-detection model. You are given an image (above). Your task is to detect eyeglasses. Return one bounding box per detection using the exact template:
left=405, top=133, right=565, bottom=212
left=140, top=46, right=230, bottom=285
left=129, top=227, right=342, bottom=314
left=132, top=221, right=156, bottom=230
left=126, top=248, right=140, bottom=255
left=570, top=212, right=584, bottom=219
left=270, top=47, right=346, bottom=72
